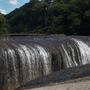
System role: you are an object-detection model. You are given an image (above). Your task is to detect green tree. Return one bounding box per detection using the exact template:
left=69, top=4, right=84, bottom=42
left=32, top=2, right=49, bottom=33
left=6, top=0, right=90, bottom=35
left=0, top=13, right=9, bottom=37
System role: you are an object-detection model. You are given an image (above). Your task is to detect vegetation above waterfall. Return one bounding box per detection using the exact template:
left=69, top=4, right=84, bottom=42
left=0, top=13, right=9, bottom=37
left=1, top=0, right=90, bottom=36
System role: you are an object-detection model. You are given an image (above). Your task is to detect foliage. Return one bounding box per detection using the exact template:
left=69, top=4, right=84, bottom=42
left=6, top=0, right=90, bottom=35
left=0, top=13, right=9, bottom=37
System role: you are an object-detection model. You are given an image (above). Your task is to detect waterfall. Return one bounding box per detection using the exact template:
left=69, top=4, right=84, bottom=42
left=0, top=37, right=90, bottom=90
left=73, top=39, right=90, bottom=64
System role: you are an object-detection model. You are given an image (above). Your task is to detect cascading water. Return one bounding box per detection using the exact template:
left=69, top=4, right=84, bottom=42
left=0, top=36, right=90, bottom=90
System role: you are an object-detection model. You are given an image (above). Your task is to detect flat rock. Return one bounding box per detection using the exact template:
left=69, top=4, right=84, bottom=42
left=24, top=79, right=90, bottom=90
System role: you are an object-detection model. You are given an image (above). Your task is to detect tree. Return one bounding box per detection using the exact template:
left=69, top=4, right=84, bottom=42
left=6, top=0, right=90, bottom=35
left=0, top=13, right=9, bottom=37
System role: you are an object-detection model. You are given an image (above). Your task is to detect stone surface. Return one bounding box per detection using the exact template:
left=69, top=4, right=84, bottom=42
left=24, top=80, right=90, bottom=90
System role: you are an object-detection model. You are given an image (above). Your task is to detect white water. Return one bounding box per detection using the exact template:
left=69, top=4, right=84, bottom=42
left=73, top=39, right=90, bottom=64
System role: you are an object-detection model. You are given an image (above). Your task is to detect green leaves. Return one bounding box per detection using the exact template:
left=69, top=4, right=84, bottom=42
left=0, top=14, right=9, bottom=37
left=85, top=10, right=90, bottom=17
left=6, top=0, right=90, bottom=35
